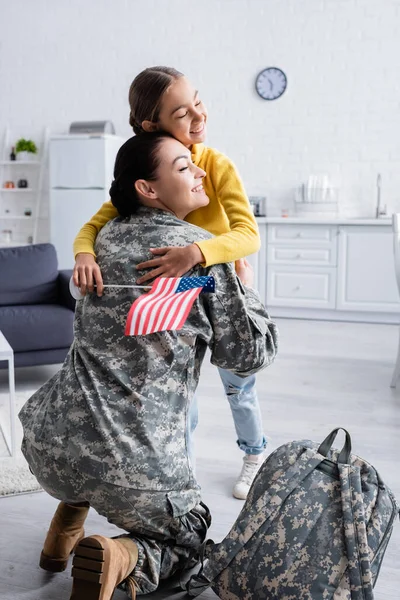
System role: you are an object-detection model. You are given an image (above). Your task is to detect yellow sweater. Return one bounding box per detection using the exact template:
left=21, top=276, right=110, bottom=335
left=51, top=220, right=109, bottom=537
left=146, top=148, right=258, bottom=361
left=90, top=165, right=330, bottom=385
left=73, top=143, right=260, bottom=266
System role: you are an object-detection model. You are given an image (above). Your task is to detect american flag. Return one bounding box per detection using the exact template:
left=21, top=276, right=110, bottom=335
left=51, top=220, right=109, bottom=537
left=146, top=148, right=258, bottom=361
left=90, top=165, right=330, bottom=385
left=125, top=276, right=215, bottom=336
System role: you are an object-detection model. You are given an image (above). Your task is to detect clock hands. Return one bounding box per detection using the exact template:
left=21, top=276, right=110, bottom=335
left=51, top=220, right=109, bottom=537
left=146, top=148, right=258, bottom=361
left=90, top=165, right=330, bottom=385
left=256, top=68, right=287, bottom=100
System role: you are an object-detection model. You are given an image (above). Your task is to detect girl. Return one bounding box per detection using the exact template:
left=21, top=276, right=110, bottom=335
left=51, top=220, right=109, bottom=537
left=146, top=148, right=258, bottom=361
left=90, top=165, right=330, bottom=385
left=73, top=66, right=268, bottom=500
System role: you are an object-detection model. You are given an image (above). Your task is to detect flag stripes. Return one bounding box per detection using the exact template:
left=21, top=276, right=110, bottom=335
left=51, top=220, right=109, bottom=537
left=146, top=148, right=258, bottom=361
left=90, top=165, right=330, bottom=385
left=125, top=276, right=214, bottom=336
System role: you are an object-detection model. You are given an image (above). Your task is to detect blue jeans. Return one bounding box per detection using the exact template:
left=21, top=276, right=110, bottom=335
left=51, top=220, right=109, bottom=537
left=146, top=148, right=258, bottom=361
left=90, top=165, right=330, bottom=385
left=187, top=368, right=266, bottom=462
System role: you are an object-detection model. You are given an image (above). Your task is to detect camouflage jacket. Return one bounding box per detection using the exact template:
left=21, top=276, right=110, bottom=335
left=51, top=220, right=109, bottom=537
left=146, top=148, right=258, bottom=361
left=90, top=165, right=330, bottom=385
left=19, top=207, right=278, bottom=516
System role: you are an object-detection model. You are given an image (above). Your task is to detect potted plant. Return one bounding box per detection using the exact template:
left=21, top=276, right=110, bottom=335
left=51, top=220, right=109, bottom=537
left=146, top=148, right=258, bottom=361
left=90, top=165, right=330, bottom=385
left=15, top=138, right=38, bottom=161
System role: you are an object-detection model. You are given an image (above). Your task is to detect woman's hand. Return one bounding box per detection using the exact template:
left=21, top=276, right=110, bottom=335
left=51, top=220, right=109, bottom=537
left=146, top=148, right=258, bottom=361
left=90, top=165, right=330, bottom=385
left=136, top=244, right=205, bottom=284
left=73, top=253, right=104, bottom=296
left=235, top=258, right=254, bottom=288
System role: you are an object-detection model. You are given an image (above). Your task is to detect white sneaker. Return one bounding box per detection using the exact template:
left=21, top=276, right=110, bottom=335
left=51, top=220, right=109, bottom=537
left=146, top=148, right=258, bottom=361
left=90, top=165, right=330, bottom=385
left=232, top=454, right=263, bottom=500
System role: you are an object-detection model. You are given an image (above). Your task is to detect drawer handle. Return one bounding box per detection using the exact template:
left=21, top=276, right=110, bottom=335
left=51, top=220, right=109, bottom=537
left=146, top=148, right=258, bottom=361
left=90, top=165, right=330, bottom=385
left=294, top=285, right=302, bottom=292
left=296, top=232, right=302, bottom=238
left=296, top=254, right=302, bottom=259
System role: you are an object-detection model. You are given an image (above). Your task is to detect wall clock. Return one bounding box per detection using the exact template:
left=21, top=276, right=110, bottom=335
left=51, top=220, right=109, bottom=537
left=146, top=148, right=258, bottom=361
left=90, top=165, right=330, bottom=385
left=255, top=67, right=287, bottom=100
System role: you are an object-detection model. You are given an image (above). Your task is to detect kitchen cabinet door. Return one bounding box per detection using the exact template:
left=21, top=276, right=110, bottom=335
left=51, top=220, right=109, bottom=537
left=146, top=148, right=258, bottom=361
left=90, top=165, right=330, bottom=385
left=269, top=224, right=336, bottom=244
left=337, top=226, right=400, bottom=312
left=267, top=265, right=336, bottom=308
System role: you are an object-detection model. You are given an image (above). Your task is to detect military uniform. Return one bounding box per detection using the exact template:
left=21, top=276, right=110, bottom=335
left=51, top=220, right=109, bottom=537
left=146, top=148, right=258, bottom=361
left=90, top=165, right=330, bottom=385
left=19, top=206, right=278, bottom=595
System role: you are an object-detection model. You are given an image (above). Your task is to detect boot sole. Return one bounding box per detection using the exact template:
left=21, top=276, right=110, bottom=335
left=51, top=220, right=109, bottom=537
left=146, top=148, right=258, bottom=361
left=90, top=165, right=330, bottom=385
left=39, top=532, right=85, bottom=572
left=70, top=536, right=111, bottom=600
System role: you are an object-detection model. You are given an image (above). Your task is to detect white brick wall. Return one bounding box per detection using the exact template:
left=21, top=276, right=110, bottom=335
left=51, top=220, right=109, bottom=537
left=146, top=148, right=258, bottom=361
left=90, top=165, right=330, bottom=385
left=0, top=0, right=399, bottom=241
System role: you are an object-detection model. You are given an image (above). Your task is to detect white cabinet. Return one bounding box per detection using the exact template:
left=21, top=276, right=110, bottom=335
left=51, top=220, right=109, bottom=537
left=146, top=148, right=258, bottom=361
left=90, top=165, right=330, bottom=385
left=267, top=266, right=336, bottom=308
left=266, top=223, right=338, bottom=309
left=260, top=220, right=399, bottom=323
left=337, top=226, right=400, bottom=312
left=268, top=246, right=336, bottom=267
left=246, top=250, right=259, bottom=290
left=247, top=222, right=267, bottom=297
left=269, top=224, right=335, bottom=244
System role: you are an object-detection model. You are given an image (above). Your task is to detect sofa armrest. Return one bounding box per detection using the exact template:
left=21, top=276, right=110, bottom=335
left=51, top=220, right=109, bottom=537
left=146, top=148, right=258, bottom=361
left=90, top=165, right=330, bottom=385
left=58, top=270, right=76, bottom=312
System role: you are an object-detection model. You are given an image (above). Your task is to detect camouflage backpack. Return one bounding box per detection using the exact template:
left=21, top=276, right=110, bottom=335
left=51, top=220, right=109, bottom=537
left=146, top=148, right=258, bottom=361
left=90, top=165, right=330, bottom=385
left=187, top=428, right=398, bottom=600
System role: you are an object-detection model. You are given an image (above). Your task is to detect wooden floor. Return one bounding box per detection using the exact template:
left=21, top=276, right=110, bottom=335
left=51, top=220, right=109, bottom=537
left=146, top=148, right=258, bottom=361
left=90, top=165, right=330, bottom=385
left=0, top=318, right=399, bottom=599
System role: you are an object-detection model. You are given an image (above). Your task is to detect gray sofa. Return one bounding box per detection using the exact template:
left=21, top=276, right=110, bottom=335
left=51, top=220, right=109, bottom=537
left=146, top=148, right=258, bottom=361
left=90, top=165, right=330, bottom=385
left=0, top=243, right=75, bottom=368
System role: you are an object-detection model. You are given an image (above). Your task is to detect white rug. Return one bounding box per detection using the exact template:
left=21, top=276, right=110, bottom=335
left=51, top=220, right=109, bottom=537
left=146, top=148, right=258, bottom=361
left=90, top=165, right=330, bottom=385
left=0, top=390, right=43, bottom=497
left=0, top=460, right=42, bottom=497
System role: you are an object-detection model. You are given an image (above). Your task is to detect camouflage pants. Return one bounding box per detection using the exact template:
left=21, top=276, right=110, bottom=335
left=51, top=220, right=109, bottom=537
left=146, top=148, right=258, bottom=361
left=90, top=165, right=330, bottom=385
left=27, top=451, right=211, bottom=596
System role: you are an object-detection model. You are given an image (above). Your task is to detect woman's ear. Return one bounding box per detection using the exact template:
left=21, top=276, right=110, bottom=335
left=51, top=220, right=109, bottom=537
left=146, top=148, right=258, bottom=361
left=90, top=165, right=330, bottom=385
left=134, top=179, right=157, bottom=200
left=141, top=120, right=159, bottom=133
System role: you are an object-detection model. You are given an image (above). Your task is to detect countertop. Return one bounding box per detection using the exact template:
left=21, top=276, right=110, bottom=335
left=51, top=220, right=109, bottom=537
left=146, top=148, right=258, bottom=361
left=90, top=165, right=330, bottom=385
left=255, top=216, right=392, bottom=226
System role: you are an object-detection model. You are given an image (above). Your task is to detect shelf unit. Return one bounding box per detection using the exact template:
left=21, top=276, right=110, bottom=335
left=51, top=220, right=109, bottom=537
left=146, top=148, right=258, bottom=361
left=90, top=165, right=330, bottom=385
left=0, top=161, right=40, bottom=166
left=0, top=128, right=49, bottom=248
left=0, top=188, right=34, bottom=192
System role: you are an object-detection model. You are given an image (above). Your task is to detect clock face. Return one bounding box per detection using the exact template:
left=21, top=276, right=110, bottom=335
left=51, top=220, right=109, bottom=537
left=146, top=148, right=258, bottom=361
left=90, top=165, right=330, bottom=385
left=255, top=67, right=287, bottom=100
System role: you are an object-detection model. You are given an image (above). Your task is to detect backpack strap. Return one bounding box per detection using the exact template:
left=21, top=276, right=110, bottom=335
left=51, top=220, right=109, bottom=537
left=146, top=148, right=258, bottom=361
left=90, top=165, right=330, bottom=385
left=187, top=447, right=326, bottom=597
left=318, top=427, right=352, bottom=464
left=338, top=464, right=374, bottom=600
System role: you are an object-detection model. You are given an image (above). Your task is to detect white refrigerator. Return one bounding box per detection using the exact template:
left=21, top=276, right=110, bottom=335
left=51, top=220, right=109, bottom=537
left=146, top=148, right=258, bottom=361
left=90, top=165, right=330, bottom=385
left=50, top=134, right=125, bottom=269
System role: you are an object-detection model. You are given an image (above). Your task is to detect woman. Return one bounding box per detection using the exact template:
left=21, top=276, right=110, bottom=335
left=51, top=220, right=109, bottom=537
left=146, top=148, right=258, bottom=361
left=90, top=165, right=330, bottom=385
left=19, top=132, right=278, bottom=600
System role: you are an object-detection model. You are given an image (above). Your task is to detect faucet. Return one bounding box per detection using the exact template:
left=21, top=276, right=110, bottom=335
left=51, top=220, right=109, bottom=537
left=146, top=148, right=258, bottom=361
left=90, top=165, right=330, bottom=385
left=376, top=174, right=387, bottom=218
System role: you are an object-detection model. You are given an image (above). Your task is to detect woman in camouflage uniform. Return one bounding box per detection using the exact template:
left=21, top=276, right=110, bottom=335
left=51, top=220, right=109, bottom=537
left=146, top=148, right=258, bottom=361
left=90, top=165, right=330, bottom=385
left=19, top=133, right=278, bottom=600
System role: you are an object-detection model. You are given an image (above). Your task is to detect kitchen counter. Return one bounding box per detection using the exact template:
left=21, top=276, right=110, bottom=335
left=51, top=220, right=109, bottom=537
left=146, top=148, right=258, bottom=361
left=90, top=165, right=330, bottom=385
left=255, top=216, right=392, bottom=225
left=248, top=215, right=399, bottom=325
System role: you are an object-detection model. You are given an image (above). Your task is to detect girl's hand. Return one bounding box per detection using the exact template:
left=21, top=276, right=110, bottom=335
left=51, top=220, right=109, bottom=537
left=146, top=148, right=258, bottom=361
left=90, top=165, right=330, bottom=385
left=235, top=258, right=254, bottom=288
left=73, top=253, right=104, bottom=296
left=136, top=244, right=204, bottom=284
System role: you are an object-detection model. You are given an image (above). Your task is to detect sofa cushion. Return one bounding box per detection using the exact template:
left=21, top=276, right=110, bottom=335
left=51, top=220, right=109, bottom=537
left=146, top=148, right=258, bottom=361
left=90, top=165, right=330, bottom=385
left=0, top=347, right=70, bottom=369
left=0, top=304, right=74, bottom=353
left=0, top=243, right=59, bottom=306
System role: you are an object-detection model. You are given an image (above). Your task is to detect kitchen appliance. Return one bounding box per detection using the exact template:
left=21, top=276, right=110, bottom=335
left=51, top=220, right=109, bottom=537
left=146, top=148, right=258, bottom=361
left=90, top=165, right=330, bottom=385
left=49, top=133, right=125, bottom=269
left=249, top=196, right=266, bottom=216
left=69, top=121, right=115, bottom=135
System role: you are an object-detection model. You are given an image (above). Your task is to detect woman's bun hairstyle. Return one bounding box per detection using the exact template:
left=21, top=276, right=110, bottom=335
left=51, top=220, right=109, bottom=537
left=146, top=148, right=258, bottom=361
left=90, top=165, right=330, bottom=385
left=109, top=177, right=135, bottom=217
left=109, top=132, right=172, bottom=218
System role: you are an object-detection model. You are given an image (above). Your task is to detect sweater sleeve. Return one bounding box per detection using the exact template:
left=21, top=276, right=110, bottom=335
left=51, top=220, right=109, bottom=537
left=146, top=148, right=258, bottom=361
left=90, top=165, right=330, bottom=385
left=195, top=155, right=260, bottom=267
left=73, top=201, right=119, bottom=258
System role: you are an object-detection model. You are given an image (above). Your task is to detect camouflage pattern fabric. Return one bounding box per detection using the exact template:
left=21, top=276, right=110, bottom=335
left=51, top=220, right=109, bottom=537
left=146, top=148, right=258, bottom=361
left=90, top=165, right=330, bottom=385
left=19, top=206, right=278, bottom=593
left=188, top=429, right=398, bottom=600
left=27, top=453, right=210, bottom=595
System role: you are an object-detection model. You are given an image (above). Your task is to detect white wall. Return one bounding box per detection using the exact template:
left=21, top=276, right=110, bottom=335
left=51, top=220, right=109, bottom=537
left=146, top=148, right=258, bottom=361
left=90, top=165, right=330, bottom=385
left=0, top=0, right=399, bottom=241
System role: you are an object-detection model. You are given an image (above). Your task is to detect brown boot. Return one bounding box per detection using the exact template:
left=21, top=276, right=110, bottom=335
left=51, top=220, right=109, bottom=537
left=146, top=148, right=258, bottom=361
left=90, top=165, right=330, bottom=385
left=40, top=502, right=90, bottom=572
left=70, top=535, right=138, bottom=600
